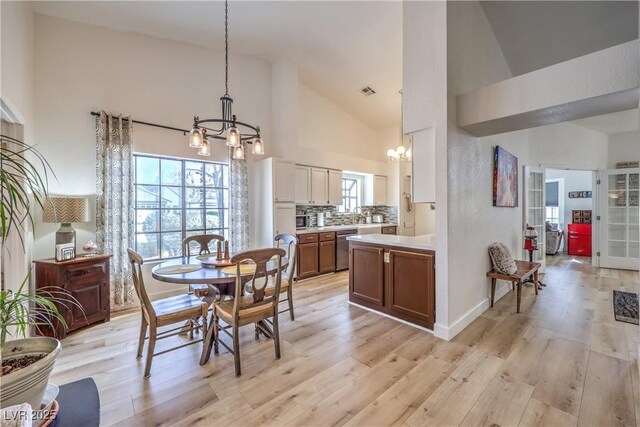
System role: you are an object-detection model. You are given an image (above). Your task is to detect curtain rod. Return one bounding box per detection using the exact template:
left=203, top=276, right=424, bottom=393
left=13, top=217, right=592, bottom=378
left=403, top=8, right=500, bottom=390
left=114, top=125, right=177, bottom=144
left=90, top=111, right=188, bottom=134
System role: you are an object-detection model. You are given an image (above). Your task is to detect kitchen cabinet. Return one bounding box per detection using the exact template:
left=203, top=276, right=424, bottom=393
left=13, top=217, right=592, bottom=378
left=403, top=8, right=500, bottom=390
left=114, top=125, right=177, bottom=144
left=328, top=170, right=343, bottom=205
left=255, top=157, right=296, bottom=247
left=319, top=233, right=336, bottom=274
left=34, top=255, right=111, bottom=338
left=297, top=233, right=320, bottom=279
left=274, top=204, right=296, bottom=236
left=349, top=244, right=385, bottom=307
left=296, top=232, right=336, bottom=278
left=311, top=168, right=328, bottom=205
left=387, top=249, right=435, bottom=326
left=295, top=166, right=312, bottom=204
left=411, top=128, right=436, bottom=203
left=349, top=241, right=435, bottom=329
left=381, top=226, right=397, bottom=235
left=273, top=159, right=295, bottom=203
left=374, top=175, right=387, bottom=205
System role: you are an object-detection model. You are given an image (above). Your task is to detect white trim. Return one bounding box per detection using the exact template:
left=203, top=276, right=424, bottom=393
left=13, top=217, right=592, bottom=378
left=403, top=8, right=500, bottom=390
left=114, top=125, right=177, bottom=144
left=433, top=282, right=510, bottom=341
left=0, top=98, right=26, bottom=124
left=347, top=301, right=434, bottom=334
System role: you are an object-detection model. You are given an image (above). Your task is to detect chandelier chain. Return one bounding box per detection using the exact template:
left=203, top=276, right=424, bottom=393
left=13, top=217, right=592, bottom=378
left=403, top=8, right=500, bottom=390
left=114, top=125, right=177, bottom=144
left=225, top=0, right=229, bottom=96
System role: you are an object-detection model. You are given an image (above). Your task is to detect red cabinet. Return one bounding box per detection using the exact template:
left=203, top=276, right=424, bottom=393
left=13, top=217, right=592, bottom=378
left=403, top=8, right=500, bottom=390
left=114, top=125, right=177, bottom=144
left=567, top=224, right=592, bottom=257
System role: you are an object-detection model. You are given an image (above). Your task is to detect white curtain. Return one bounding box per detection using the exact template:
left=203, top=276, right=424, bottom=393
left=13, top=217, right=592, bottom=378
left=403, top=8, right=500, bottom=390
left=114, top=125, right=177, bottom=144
left=229, top=145, right=249, bottom=252
left=96, top=112, right=135, bottom=309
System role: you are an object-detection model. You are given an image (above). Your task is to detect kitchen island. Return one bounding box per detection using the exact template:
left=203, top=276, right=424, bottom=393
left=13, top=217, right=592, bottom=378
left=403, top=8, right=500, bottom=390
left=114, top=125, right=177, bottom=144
left=347, top=234, right=436, bottom=330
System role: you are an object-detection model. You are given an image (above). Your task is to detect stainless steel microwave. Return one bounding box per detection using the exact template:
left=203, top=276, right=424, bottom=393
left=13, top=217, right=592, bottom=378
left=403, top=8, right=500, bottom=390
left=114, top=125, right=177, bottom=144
left=296, top=214, right=310, bottom=229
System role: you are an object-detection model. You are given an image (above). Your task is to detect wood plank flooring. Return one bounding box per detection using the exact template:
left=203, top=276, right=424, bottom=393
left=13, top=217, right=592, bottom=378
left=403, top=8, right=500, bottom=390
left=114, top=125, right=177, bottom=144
left=51, top=255, right=640, bottom=426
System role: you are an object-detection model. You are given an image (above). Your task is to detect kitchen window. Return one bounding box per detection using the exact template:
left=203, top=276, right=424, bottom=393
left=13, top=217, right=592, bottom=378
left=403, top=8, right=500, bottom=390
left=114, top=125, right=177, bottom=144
left=134, top=154, right=229, bottom=260
left=340, top=176, right=362, bottom=213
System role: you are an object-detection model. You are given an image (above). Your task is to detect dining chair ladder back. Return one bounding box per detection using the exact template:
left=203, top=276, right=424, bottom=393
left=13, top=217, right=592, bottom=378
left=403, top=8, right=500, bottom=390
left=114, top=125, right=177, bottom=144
left=200, top=247, right=287, bottom=376
left=268, top=234, right=298, bottom=321
left=128, top=249, right=208, bottom=377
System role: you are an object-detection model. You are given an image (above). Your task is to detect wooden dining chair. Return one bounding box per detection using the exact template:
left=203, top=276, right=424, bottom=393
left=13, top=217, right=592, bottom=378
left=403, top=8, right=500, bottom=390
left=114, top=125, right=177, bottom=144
left=199, top=247, right=286, bottom=376
left=266, top=234, right=298, bottom=321
left=183, top=234, right=225, bottom=298
left=127, top=249, right=208, bottom=378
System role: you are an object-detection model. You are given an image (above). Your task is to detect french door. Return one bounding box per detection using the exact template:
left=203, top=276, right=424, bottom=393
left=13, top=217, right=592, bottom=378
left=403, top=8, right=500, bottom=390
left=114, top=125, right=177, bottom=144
left=599, top=168, right=640, bottom=270
left=524, top=166, right=546, bottom=272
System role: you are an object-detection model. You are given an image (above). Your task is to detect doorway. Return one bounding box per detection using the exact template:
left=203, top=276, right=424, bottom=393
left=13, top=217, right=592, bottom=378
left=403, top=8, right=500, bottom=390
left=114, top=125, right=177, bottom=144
left=545, top=169, right=594, bottom=262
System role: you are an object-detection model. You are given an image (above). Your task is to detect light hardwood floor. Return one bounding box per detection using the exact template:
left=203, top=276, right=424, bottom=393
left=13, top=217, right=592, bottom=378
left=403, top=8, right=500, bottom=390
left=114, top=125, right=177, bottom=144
left=51, top=255, right=640, bottom=426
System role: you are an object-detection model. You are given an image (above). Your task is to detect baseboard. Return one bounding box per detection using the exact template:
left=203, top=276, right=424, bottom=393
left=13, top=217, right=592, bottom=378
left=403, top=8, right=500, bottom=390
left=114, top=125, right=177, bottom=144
left=348, top=301, right=434, bottom=334
left=433, top=282, right=510, bottom=341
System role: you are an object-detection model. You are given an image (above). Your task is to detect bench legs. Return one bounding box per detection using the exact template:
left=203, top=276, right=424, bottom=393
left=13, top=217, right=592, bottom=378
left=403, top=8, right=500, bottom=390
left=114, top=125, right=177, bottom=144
left=490, top=278, right=496, bottom=307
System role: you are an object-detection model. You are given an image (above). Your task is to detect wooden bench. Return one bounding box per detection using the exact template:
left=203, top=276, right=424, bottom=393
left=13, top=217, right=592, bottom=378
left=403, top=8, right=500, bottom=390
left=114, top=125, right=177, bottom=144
left=486, top=260, right=541, bottom=313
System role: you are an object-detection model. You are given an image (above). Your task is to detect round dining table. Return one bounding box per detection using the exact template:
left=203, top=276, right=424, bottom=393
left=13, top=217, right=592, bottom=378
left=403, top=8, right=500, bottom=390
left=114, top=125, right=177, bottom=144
left=151, top=254, right=288, bottom=366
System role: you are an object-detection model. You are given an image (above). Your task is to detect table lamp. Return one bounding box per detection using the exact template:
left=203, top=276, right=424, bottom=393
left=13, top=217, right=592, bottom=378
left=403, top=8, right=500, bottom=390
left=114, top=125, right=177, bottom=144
left=42, top=196, right=90, bottom=255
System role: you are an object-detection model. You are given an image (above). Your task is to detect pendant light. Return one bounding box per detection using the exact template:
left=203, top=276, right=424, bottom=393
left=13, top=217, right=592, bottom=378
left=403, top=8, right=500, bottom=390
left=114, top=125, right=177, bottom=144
left=387, top=90, right=410, bottom=162
left=187, top=0, right=264, bottom=157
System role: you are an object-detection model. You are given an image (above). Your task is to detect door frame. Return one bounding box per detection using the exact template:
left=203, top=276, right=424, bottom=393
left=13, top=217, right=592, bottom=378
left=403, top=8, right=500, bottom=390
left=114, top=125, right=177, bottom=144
left=523, top=166, right=546, bottom=272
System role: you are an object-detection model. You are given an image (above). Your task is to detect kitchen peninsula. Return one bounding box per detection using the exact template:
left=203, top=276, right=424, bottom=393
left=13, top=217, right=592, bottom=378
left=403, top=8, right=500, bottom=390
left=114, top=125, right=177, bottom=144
left=347, top=234, right=436, bottom=330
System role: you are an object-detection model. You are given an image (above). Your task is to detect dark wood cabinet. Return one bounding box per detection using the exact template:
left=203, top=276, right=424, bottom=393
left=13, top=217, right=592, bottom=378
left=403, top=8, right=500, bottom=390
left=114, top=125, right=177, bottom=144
left=381, top=226, right=397, bottom=235
left=319, top=240, right=336, bottom=274
left=34, top=255, right=111, bottom=339
left=349, top=242, right=435, bottom=329
left=387, top=249, right=435, bottom=326
left=297, top=232, right=336, bottom=279
left=349, top=245, right=385, bottom=307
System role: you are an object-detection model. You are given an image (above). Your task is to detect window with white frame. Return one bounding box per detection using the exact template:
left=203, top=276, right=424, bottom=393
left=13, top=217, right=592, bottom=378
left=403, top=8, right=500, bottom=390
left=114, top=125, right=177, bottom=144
left=339, top=176, right=362, bottom=213
left=134, top=155, right=229, bottom=260
left=546, top=206, right=560, bottom=226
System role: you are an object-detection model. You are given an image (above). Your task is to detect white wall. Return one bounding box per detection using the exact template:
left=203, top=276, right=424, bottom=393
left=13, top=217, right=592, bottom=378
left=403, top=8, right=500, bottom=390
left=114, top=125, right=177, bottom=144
left=608, top=131, right=640, bottom=168
left=442, top=0, right=610, bottom=338
left=1, top=1, right=36, bottom=297
left=32, top=14, right=273, bottom=266
left=546, top=169, right=594, bottom=251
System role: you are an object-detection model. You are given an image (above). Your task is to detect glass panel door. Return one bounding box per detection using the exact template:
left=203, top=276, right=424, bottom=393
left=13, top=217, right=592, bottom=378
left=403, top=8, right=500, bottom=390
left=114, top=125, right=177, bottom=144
left=600, top=168, right=640, bottom=270
left=524, top=166, right=546, bottom=271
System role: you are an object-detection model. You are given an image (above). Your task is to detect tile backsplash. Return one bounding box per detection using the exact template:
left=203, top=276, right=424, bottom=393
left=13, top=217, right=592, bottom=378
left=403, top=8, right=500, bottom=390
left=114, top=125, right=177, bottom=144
left=296, top=205, right=398, bottom=228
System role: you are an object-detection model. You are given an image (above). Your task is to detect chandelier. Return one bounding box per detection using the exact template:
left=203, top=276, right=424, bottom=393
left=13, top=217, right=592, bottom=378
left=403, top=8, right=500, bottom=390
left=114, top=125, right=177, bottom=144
left=187, top=0, right=264, bottom=160
left=387, top=90, right=411, bottom=162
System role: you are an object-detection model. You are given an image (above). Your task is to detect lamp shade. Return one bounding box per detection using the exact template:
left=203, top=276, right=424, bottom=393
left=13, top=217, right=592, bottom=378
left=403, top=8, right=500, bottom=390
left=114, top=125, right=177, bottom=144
left=42, top=197, right=90, bottom=223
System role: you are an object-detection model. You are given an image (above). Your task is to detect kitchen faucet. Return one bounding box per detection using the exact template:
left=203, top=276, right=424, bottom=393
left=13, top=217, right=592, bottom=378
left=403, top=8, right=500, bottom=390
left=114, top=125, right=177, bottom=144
left=352, top=206, right=363, bottom=224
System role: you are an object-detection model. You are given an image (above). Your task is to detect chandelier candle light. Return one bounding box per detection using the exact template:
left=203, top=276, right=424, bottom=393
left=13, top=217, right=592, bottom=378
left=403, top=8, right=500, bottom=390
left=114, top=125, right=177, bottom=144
left=187, top=0, right=265, bottom=160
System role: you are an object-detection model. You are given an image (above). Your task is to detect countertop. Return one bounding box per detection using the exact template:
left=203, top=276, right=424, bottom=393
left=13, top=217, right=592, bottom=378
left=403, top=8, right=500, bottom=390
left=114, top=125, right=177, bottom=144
left=296, top=223, right=397, bottom=234
left=347, top=234, right=436, bottom=251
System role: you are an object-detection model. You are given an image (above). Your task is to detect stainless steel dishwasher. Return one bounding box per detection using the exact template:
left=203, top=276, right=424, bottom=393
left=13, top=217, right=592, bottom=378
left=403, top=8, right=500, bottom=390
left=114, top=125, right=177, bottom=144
left=335, top=229, right=358, bottom=271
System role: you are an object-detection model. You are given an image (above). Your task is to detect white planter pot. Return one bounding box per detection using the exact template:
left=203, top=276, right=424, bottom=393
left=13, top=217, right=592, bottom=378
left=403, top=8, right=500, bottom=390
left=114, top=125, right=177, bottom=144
left=0, top=337, right=61, bottom=409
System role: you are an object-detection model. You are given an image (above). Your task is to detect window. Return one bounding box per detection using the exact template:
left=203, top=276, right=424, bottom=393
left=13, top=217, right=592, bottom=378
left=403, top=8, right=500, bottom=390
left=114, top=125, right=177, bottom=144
left=340, top=177, right=362, bottom=213
left=546, top=206, right=560, bottom=225
left=134, top=155, right=229, bottom=260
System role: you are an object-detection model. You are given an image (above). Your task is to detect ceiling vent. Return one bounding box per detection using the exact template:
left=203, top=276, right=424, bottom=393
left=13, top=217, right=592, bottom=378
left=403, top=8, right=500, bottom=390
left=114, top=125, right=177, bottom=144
left=361, top=86, right=376, bottom=96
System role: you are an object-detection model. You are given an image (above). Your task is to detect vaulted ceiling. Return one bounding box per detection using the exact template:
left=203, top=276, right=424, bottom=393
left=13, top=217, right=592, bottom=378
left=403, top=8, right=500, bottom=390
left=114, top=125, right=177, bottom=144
left=31, top=1, right=403, bottom=130
left=480, top=0, right=639, bottom=76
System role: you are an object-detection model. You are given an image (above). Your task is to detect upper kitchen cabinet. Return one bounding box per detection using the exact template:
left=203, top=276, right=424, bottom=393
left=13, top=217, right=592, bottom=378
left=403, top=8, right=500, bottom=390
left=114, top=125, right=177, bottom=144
left=273, top=158, right=296, bottom=203
left=328, top=169, right=343, bottom=206
left=374, top=175, right=388, bottom=205
left=311, top=167, right=329, bottom=205
left=295, top=165, right=312, bottom=204
left=411, top=128, right=435, bottom=203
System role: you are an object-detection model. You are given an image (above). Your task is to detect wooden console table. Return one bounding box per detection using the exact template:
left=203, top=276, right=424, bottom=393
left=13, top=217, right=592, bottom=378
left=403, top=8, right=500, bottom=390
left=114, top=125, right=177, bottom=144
left=487, top=260, right=541, bottom=313
left=34, top=254, right=111, bottom=339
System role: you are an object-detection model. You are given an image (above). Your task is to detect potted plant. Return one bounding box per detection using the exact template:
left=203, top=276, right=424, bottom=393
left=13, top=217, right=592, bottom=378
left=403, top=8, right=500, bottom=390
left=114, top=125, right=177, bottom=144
left=0, top=134, right=75, bottom=410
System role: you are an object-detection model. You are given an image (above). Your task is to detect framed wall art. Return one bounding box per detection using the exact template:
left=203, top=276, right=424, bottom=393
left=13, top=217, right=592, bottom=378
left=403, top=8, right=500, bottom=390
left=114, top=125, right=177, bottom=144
left=493, top=146, right=518, bottom=207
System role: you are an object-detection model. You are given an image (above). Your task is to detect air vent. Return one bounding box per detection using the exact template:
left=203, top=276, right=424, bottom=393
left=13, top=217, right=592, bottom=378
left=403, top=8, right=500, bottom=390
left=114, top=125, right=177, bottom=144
left=361, top=86, right=376, bottom=96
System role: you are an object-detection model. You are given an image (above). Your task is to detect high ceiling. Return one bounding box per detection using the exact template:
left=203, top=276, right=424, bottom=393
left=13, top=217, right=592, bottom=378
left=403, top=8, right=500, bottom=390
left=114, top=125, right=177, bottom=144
left=480, top=1, right=639, bottom=76
left=31, top=1, right=403, bottom=130
left=572, top=109, right=639, bottom=135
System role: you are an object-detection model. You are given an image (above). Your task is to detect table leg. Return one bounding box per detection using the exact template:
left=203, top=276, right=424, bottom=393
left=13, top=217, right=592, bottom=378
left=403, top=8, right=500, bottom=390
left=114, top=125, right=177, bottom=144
left=200, top=312, right=216, bottom=365
left=516, top=280, right=522, bottom=313
left=534, top=270, right=539, bottom=295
